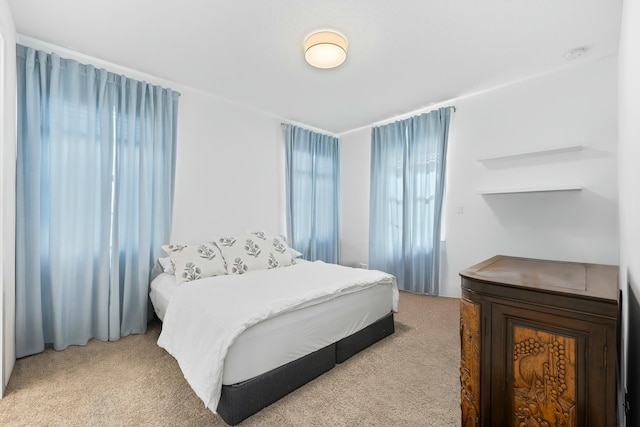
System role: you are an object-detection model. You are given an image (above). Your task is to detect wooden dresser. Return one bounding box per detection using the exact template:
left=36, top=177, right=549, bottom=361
left=459, top=255, right=619, bottom=427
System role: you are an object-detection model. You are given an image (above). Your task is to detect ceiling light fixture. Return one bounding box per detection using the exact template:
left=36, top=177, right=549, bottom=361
left=304, top=30, right=347, bottom=69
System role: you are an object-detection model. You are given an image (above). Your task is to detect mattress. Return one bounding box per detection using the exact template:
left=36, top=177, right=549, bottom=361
left=150, top=269, right=394, bottom=385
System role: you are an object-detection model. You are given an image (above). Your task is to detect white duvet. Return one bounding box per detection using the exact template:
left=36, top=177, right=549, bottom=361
left=157, top=260, right=398, bottom=413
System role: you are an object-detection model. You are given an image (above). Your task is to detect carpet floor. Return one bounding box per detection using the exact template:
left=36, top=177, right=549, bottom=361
left=0, top=291, right=461, bottom=426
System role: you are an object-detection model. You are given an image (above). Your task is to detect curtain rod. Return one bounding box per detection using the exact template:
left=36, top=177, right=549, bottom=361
left=280, top=105, right=456, bottom=128
left=281, top=105, right=456, bottom=136
left=279, top=106, right=456, bottom=127
left=279, top=121, right=340, bottom=137
left=363, top=104, right=456, bottom=133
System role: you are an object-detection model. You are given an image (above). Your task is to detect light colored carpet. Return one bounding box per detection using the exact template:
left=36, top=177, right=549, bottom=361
left=0, top=291, right=461, bottom=426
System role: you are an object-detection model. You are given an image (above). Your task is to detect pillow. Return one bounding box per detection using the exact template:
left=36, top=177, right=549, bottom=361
left=247, top=230, right=303, bottom=260
left=162, top=243, right=227, bottom=284
left=289, top=247, right=304, bottom=259
left=214, top=233, right=296, bottom=275
left=158, top=256, right=175, bottom=274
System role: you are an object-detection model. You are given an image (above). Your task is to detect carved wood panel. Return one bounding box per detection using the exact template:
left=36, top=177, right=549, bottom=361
left=460, top=298, right=480, bottom=427
left=511, top=325, right=576, bottom=427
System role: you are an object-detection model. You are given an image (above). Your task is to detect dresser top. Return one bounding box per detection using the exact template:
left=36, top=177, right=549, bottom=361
left=460, top=255, right=619, bottom=303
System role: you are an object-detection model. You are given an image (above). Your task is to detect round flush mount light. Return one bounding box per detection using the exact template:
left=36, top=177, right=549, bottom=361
left=304, top=30, right=347, bottom=69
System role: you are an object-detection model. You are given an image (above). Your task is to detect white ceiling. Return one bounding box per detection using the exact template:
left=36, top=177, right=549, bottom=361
left=8, top=0, right=622, bottom=134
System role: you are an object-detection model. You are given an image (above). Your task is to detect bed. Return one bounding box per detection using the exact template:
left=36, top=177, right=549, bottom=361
left=151, top=234, right=398, bottom=425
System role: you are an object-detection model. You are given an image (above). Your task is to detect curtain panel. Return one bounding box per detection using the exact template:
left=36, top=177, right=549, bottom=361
left=15, top=45, right=179, bottom=357
left=283, top=124, right=341, bottom=263
left=368, top=107, right=452, bottom=295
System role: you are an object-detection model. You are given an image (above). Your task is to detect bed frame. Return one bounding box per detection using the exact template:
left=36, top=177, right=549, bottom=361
left=216, top=312, right=395, bottom=425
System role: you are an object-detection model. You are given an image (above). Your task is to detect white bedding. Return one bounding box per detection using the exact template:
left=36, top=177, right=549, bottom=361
left=151, top=271, right=394, bottom=385
left=149, top=273, right=176, bottom=321
left=156, top=261, right=398, bottom=413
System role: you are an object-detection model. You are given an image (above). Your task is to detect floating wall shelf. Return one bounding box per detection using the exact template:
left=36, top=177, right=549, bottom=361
left=478, top=185, right=583, bottom=196
left=477, top=144, right=584, bottom=163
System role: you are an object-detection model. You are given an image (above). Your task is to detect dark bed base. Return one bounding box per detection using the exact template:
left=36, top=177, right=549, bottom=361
left=217, top=312, right=395, bottom=425
left=336, top=311, right=395, bottom=363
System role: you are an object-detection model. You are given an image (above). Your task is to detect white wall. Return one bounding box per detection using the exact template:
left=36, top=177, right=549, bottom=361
left=170, top=92, right=286, bottom=243
left=340, top=127, right=371, bottom=268
left=0, top=0, right=16, bottom=396
left=618, top=0, right=640, bottom=422
left=341, top=56, right=619, bottom=297
left=444, top=56, right=619, bottom=296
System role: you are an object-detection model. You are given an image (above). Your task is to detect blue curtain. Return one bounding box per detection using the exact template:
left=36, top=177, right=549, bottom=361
left=369, top=107, right=451, bottom=294
left=284, top=124, right=340, bottom=263
left=15, top=45, right=179, bottom=357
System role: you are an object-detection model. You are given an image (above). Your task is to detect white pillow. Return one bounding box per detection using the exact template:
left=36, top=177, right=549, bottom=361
left=214, top=233, right=295, bottom=275
left=247, top=231, right=303, bottom=260
left=289, top=247, right=303, bottom=259
left=158, top=256, right=175, bottom=274
left=162, top=243, right=227, bottom=284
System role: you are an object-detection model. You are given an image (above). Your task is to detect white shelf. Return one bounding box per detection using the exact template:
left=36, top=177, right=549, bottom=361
left=477, top=144, right=584, bottom=163
left=478, top=185, right=583, bottom=195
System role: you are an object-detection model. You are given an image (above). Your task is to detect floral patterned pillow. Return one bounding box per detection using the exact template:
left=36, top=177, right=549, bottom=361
left=158, top=256, right=175, bottom=274
left=248, top=231, right=300, bottom=264
left=247, top=231, right=303, bottom=260
left=162, top=243, right=227, bottom=284
left=213, top=233, right=295, bottom=275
